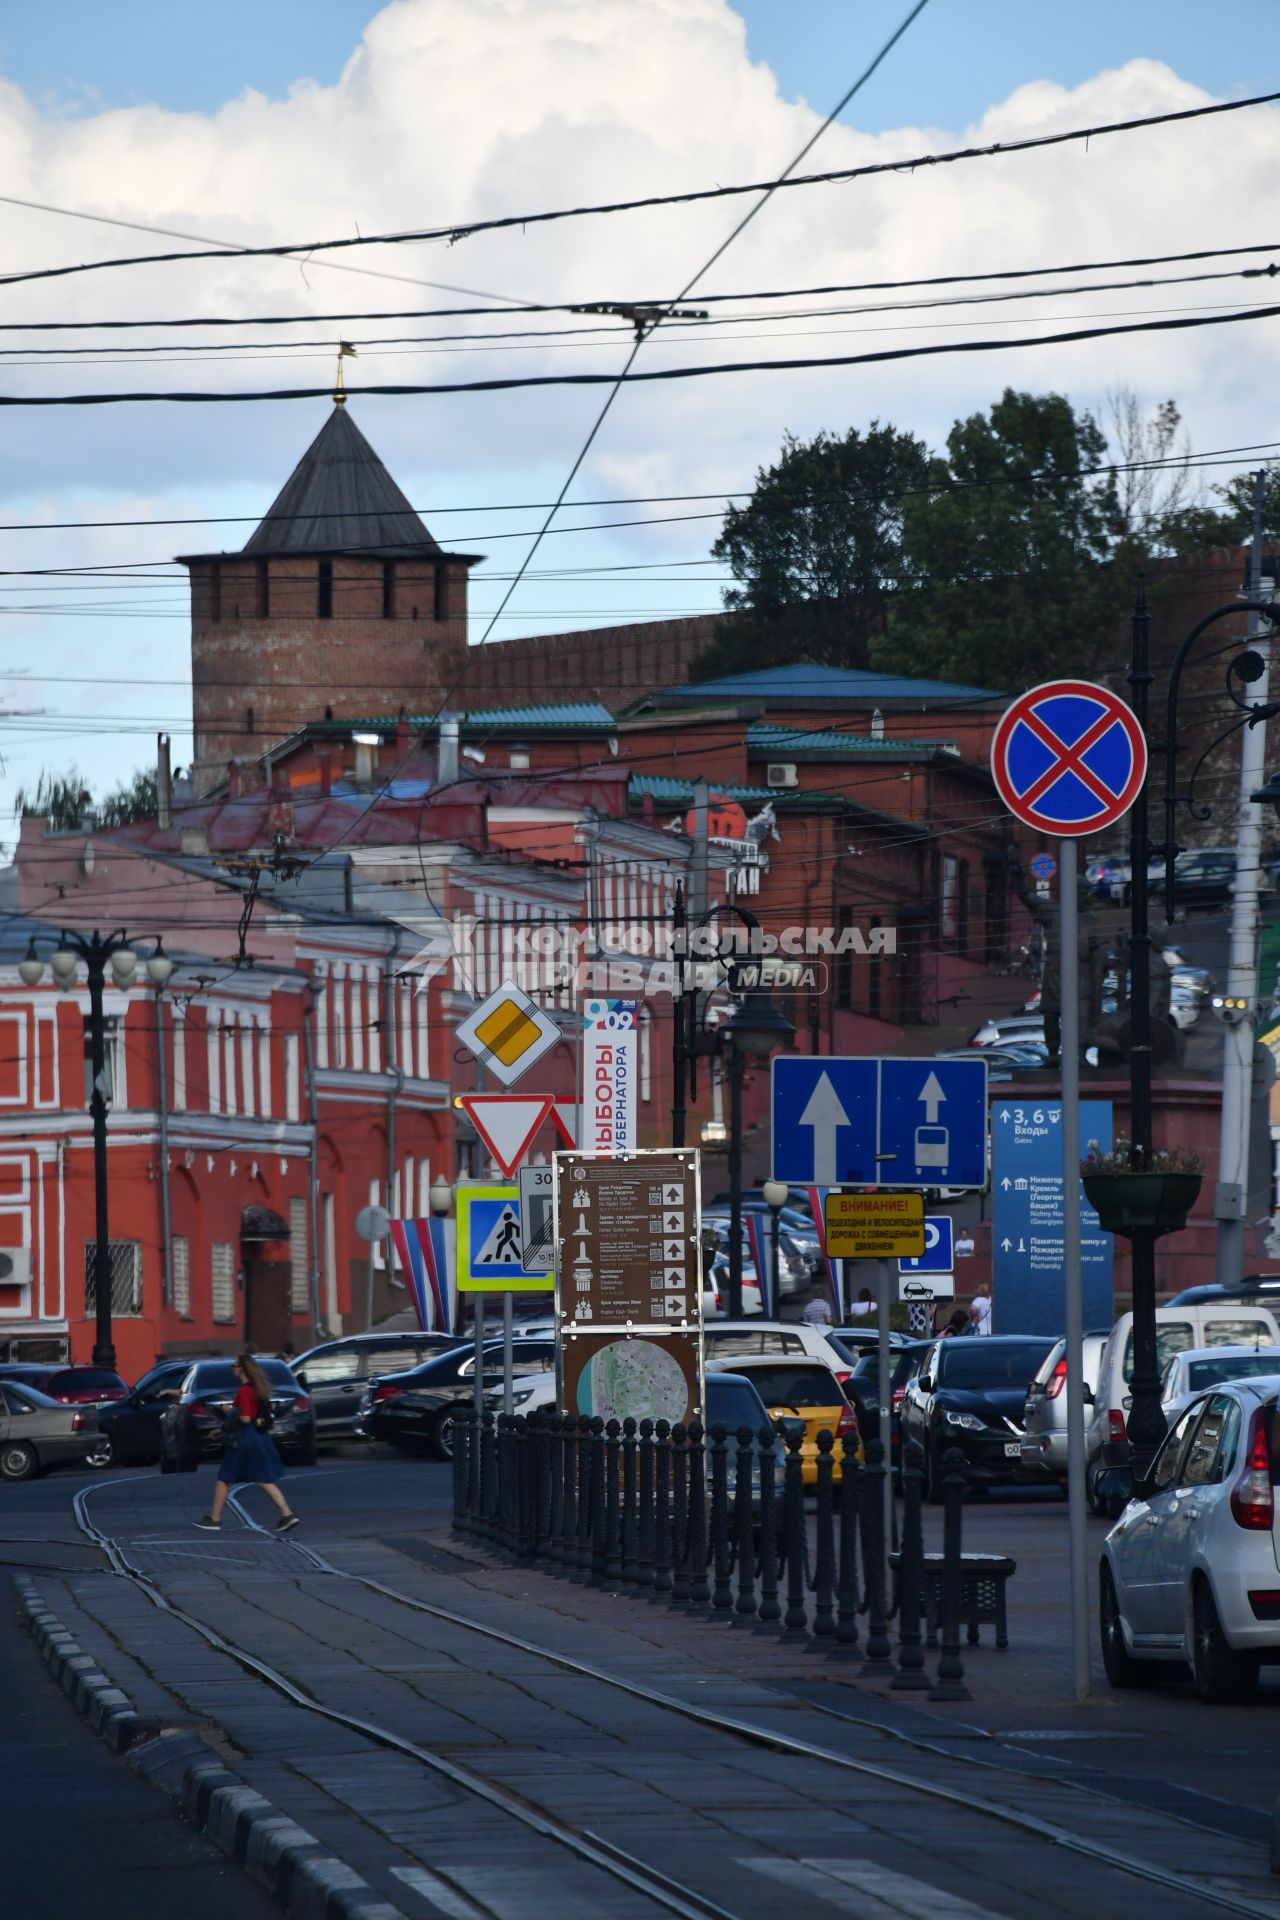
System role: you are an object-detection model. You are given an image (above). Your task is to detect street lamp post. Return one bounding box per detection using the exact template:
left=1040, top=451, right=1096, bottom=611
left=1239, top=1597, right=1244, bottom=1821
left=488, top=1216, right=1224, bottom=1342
left=762, top=1178, right=788, bottom=1316
left=20, top=931, right=172, bottom=1370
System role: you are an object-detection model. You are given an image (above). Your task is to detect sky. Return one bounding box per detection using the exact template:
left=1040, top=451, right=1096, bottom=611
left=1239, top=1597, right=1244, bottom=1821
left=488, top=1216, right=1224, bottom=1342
left=0, top=0, right=1275, bottom=820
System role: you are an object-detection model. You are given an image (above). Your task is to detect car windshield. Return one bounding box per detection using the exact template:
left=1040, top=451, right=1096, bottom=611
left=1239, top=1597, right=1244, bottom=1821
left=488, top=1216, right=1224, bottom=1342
left=705, top=1379, right=769, bottom=1430
left=5, top=1380, right=61, bottom=1409
left=46, top=1370, right=124, bottom=1394
left=738, top=1365, right=841, bottom=1408
left=937, top=1342, right=1052, bottom=1388
left=188, top=1361, right=297, bottom=1392
left=1186, top=1355, right=1280, bottom=1391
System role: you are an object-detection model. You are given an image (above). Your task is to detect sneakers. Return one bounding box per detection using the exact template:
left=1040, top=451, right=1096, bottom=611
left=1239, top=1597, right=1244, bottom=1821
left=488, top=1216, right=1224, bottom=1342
left=275, top=1514, right=299, bottom=1533
left=193, top=1516, right=221, bottom=1531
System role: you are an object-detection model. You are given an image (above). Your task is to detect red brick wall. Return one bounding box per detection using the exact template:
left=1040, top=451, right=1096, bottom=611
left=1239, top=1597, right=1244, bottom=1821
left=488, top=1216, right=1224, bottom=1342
left=461, top=614, right=725, bottom=711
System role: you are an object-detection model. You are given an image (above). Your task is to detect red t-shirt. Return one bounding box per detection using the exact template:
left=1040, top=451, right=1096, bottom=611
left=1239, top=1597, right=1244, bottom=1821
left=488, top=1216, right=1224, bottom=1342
left=234, top=1384, right=259, bottom=1418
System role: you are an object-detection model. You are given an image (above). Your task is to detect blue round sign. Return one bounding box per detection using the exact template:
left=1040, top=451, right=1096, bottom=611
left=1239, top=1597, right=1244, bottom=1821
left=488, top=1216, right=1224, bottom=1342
left=1029, top=852, right=1057, bottom=881
left=991, top=679, right=1146, bottom=837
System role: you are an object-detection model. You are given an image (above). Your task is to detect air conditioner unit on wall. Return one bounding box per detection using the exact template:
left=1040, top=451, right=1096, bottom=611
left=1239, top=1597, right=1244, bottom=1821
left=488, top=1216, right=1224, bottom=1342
left=0, top=1248, right=31, bottom=1286
left=766, top=763, right=798, bottom=789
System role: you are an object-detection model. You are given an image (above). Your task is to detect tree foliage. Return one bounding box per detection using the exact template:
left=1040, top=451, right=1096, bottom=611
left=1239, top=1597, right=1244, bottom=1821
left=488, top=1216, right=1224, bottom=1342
left=15, top=764, right=157, bottom=831
left=692, top=423, right=930, bottom=680
left=97, top=769, right=158, bottom=827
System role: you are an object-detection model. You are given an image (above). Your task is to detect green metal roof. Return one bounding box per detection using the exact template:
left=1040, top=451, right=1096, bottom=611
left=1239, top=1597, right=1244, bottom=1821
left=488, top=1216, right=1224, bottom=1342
left=628, top=773, right=842, bottom=808
left=310, top=703, right=615, bottom=735
left=746, top=723, right=960, bottom=758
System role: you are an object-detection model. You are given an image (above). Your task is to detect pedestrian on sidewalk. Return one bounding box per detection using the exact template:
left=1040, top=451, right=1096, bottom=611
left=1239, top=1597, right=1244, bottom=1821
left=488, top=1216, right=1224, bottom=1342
left=969, top=1280, right=993, bottom=1336
left=802, top=1289, right=833, bottom=1327
left=194, top=1353, right=299, bottom=1534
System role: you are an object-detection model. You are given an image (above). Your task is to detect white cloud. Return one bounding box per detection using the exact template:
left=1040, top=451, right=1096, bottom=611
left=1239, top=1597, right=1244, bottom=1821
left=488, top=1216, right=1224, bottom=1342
left=0, top=2, right=1276, bottom=806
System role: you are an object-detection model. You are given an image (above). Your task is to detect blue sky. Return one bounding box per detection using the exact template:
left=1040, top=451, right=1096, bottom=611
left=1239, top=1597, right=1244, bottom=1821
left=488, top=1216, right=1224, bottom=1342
left=0, top=0, right=1266, bottom=129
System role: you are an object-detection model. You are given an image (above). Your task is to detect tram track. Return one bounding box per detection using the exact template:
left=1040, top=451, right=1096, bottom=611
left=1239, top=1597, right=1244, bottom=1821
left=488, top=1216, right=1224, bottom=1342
left=66, top=1476, right=1279, bottom=1920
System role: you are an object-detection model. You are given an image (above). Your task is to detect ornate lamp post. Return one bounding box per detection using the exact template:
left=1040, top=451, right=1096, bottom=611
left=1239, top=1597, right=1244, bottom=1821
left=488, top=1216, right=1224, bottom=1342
left=20, top=932, right=172, bottom=1369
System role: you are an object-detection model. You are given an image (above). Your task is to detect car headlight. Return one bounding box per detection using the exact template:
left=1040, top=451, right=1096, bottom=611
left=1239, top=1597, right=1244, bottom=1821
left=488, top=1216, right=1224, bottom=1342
left=943, top=1411, right=985, bottom=1431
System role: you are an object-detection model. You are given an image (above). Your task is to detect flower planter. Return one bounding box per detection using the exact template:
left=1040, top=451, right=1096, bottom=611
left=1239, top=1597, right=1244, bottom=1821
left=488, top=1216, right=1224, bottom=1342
left=1081, top=1171, right=1202, bottom=1237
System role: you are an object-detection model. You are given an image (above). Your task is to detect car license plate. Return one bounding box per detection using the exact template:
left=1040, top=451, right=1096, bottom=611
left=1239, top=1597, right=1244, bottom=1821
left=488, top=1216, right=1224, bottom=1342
left=1003, top=1441, right=1022, bottom=1457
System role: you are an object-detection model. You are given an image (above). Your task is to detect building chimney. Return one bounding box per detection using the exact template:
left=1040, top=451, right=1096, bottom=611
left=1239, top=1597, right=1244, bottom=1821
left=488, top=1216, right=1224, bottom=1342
left=227, top=758, right=242, bottom=799
left=318, top=748, right=334, bottom=797
left=438, top=713, right=460, bottom=787
left=157, top=733, right=172, bottom=830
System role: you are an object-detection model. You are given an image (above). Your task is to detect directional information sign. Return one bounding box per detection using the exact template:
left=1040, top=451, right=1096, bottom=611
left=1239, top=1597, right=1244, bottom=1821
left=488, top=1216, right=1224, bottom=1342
left=899, top=1215, right=954, bottom=1275
left=990, top=679, right=1146, bottom=838
left=456, top=1184, right=553, bottom=1293
left=991, top=1099, right=1113, bottom=1333
left=772, top=1057, right=988, bottom=1190
left=554, top=1149, right=701, bottom=1330
left=457, top=1093, right=555, bottom=1178
left=454, top=981, right=560, bottom=1088
left=824, top=1190, right=925, bottom=1259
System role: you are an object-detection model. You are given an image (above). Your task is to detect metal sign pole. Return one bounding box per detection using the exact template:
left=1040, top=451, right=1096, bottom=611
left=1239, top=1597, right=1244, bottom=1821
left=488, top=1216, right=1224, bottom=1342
left=1059, top=836, right=1090, bottom=1702
left=876, top=1256, right=893, bottom=1568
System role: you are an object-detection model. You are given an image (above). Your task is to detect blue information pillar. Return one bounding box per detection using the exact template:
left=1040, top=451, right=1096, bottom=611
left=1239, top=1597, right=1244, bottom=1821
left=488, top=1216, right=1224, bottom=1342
left=991, top=1098, right=1114, bottom=1335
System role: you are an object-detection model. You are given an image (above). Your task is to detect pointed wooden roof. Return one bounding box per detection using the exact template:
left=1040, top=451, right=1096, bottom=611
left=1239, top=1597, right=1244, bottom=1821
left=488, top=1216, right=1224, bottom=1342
left=242, top=406, right=441, bottom=557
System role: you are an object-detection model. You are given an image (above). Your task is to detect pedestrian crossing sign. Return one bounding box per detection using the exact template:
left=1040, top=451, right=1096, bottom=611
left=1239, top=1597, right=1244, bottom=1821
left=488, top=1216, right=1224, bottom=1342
left=457, top=1184, right=553, bottom=1292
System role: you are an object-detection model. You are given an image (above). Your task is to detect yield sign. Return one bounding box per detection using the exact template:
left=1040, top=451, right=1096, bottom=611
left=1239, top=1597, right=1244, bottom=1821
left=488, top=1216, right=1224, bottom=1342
left=457, top=1093, right=555, bottom=1178
left=990, top=679, right=1146, bottom=837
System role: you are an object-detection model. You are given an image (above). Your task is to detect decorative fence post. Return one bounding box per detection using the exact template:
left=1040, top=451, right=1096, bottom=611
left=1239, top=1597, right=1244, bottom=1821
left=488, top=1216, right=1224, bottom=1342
left=604, top=1419, right=623, bottom=1583
left=755, top=1422, right=781, bottom=1628
left=515, top=1416, right=534, bottom=1559
left=833, top=1428, right=861, bottom=1652
left=709, top=1424, right=733, bottom=1612
left=733, top=1426, right=758, bottom=1623
left=621, top=1418, right=639, bottom=1584
left=893, top=1438, right=929, bottom=1689
left=589, top=1416, right=608, bottom=1583
left=929, top=1447, right=972, bottom=1702
left=811, top=1429, right=837, bottom=1641
left=572, top=1417, right=593, bottom=1581
left=652, top=1421, right=673, bottom=1596
left=686, top=1419, right=710, bottom=1608
left=859, top=1435, right=894, bottom=1676
left=670, top=1425, right=691, bottom=1608
left=637, top=1419, right=656, bottom=1588
left=781, top=1424, right=807, bottom=1638
left=481, top=1412, right=498, bottom=1543
left=452, top=1407, right=471, bottom=1531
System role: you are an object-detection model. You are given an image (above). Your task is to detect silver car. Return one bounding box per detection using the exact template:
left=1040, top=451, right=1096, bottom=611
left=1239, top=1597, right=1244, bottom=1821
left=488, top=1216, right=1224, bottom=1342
left=1021, top=1332, right=1109, bottom=1485
left=0, top=1380, right=101, bottom=1481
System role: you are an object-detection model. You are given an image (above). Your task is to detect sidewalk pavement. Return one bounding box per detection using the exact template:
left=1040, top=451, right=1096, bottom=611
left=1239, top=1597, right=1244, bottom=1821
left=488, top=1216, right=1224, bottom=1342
left=19, top=1469, right=1280, bottom=1920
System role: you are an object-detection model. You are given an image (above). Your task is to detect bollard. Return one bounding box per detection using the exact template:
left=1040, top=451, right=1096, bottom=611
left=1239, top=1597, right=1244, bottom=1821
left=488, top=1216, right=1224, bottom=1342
left=859, top=1436, right=894, bottom=1676
left=732, top=1425, right=758, bottom=1623
left=621, top=1418, right=639, bottom=1583
left=653, top=1421, right=673, bottom=1595
left=687, top=1419, right=710, bottom=1608
left=781, top=1423, right=807, bottom=1637
left=755, top=1423, right=781, bottom=1628
left=811, top=1429, right=837, bottom=1641
left=604, top=1419, right=623, bottom=1583
left=637, top=1419, right=656, bottom=1587
left=670, top=1425, right=691, bottom=1608
left=709, top=1425, right=733, bottom=1612
left=833, top=1429, right=861, bottom=1652
left=589, top=1417, right=608, bottom=1583
left=893, top=1438, right=929, bottom=1690
left=929, top=1447, right=973, bottom=1702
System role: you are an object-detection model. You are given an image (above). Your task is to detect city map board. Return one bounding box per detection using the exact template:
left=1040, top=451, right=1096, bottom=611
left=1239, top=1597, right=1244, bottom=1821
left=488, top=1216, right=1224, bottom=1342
left=553, top=1149, right=702, bottom=1331
left=561, top=1330, right=703, bottom=1427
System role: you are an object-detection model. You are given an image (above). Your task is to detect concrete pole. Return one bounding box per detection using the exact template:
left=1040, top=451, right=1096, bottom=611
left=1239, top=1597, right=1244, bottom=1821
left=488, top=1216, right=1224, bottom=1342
left=1216, top=471, right=1271, bottom=1285
left=1058, top=838, right=1091, bottom=1702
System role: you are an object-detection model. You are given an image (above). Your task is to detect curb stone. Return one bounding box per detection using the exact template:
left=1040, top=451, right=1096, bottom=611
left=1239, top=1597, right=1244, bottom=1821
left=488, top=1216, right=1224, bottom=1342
left=14, top=1577, right=408, bottom=1919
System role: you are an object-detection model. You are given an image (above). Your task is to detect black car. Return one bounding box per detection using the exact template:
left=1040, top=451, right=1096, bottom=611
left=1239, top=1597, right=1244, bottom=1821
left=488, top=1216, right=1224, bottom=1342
left=293, top=1331, right=463, bottom=1439
left=844, top=1341, right=932, bottom=1467
left=158, top=1358, right=316, bottom=1472
left=898, top=1335, right=1057, bottom=1498
left=95, top=1359, right=197, bottom=1465
left=1165, top=1278, right=1280, bottom=1307
left=358, top=1335, right=559, bottom=1459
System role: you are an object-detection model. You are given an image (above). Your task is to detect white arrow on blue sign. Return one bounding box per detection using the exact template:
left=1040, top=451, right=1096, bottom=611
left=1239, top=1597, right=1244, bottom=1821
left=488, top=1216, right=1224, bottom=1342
left=899, top=1215, right=954, bottom=1274
left=771, top=1056, right=988, bottom=1190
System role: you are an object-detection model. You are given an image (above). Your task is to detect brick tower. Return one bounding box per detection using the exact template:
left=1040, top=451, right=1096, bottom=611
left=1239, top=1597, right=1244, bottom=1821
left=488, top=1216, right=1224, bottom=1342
left=182, top=403, right=478, bottom=792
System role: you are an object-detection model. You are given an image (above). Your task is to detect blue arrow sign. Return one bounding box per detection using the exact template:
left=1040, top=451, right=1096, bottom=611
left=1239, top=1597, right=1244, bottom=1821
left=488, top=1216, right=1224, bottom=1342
left=899, top=1215, right=954, bottom=1274
left=772, top=1057, right=988, bottom=1189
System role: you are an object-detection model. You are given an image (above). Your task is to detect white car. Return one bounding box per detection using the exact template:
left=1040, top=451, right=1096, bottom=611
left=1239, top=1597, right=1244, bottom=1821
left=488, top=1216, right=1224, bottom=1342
left=1160, top=1344, right=1280, bottom=1422
left=1100, top=1378, right=1280, bottom=1700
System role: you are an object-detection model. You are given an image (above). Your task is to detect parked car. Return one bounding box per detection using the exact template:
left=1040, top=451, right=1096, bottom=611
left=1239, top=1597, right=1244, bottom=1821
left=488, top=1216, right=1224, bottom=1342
left=702, top=1206, right=819, bottom=1290
left=158, top=1358, right=316, bottom=1471
left=1086, top=1302, right=1280, bottom=1514
left=706, top=1354, right=860, bottom=1483
left=0, top=1380, right=103, bottom=1481
left=968, top=1014, right=1047, bottom=1049
left=843, top=1341, right=933, bottom=1468
left=357, top=1334, right=559, bottom=1458
left=1160, top=1344, right=1280, bottom=1421
left=1086, top=852, right=1130, bottom=899
left=1100, top=1378, right=1280, bottom=1699
left=1161, top=847, right=1238, bottom=910
left=292, top=1331, right=463, bottom=1439
left=96, top=1358, right=195, bottom=1465
left=703, top=1321, right=852, bottom=1375
left=899, top=1335, right=1058, bottom=1499
left=1021, top=1332, right=1110, bottom=1486
left=934, top=1045, right=1046, bottom=1082
left=1165, top=1279, right=1280, bottom=1308
left=0, top=1363, right=126, bottom=1468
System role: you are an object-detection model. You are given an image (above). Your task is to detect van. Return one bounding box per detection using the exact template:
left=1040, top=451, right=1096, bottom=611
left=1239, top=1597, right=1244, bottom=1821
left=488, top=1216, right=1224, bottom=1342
left=1086, top=1301, right=1280, bottom=1513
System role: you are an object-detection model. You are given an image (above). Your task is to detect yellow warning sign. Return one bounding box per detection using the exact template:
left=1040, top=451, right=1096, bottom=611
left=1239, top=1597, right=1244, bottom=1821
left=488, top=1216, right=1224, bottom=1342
left=475, top=998, right=542, bottom=1068
left=824, top=1190, right=925, bottom=1259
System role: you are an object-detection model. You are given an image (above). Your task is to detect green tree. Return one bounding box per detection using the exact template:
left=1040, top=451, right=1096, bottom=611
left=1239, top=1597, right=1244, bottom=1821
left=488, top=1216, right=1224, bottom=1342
left=1159, top=468, right=1280, bottom=553
left=14, top=766, right=92, bottom=829
left=97, top=768, right=158, bottom=827
left=692, top=423, right=930, bottom=680
left=893, top=388, right=1122, bottom=687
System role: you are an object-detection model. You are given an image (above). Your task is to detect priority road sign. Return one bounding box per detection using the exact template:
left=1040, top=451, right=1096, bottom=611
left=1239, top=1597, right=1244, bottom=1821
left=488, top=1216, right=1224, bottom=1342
left=454, top=981, right=560, bottom=1087
left=990, top=679, right=1146, bottom=838
left=899, top=1215, right=954, bottom=1274
left=824, top=1190, right=925, bottom=1259
left=457, top=1184, right=553, bottom=1292
left=772, top=1056, right=988, bottom=1190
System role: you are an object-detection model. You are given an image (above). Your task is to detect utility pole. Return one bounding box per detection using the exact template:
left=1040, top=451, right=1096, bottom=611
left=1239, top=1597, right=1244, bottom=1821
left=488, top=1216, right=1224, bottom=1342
left=1216, top=470, right=1272, bottom=1285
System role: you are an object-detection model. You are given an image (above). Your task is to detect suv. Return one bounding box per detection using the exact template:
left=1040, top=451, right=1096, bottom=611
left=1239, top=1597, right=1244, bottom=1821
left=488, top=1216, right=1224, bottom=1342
left=293, top=1331, right=462, bottom=1439
left=1020, top=1331, right=1109, bottom=1486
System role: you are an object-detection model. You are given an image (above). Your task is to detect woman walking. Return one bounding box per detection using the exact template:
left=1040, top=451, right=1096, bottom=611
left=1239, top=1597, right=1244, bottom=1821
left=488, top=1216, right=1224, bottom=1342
left=194, top=1352, right=299, bottom=1533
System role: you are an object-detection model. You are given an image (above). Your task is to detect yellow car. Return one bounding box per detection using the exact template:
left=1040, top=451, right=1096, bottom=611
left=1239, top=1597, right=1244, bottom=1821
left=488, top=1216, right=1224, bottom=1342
left=713, top=1356, right=862, bottom=1484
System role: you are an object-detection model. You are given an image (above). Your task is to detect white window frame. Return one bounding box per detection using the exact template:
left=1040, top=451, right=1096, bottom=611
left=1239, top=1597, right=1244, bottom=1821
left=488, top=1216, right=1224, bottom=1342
left=285, top=1032, right=300, bottom=1123
left=257, top=1017, right=271, bottom=1119
left=171, top=1005, right=187, bottom=1112
left=172, top=1234, right=190, bottom=1317
left=207, top=1009, right=221, bottom=1114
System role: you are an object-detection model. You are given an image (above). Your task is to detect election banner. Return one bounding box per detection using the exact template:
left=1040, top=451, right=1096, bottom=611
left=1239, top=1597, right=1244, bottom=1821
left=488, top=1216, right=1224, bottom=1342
left=582, top=996, right=638, bottom=1155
